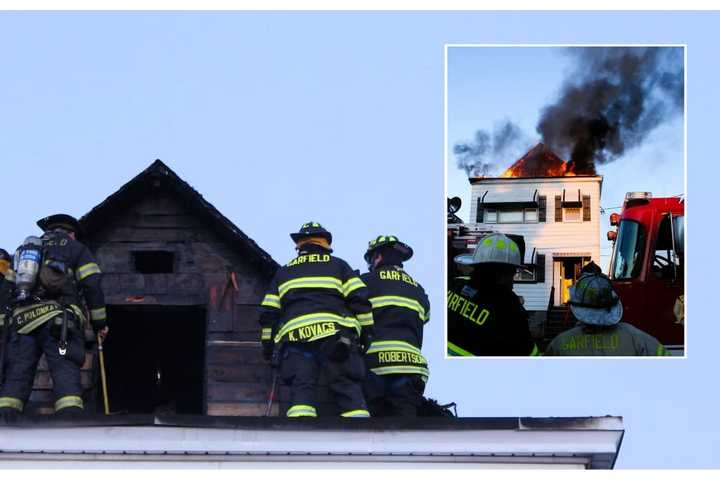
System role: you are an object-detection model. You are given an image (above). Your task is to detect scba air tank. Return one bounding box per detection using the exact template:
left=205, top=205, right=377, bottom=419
left=14, top=236, right=43, bottom=301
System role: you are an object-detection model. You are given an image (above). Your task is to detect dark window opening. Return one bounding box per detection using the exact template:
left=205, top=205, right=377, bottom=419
left=133, top=251, right=175, bottom=274
left=102, top=305, right=206, bottom=414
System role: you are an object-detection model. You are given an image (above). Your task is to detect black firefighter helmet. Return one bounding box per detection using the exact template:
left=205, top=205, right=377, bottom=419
left=364, top=235, right=414, bottom=263
left=290, top=221, right=333, bottom=244
left=0, top=248, right=10, bottom=263
left=37, top=213, right=85, bottom=241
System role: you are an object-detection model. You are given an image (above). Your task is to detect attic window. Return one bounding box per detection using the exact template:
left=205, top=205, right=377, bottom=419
left=133, top=251, right=175, bottom=274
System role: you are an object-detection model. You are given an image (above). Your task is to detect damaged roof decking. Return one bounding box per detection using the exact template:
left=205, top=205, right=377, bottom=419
left=468, top=143, right=600, bottom=183
left=0, top=416, right=624, bottom=469
left=80, top=159, right=279, bottom=276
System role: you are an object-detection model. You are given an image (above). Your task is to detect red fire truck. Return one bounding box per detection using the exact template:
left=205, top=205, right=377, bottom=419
left=607, top=192, right=685, bottom=351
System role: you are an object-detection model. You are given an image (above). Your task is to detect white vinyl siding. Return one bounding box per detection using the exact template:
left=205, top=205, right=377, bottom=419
left=468, top=176, right=602, bottom=312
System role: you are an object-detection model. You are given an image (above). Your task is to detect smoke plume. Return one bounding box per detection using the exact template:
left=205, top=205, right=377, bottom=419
left=454, top=47, right=684, bottom=176
left=538, top=47, right=684, bottom=174
left=454, top=120, right=531, bottom=176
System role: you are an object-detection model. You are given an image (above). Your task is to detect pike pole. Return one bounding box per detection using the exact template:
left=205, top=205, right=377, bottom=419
left=97, top=333, right=110, bottom=415
left=264, top=344, right=282, bottom=417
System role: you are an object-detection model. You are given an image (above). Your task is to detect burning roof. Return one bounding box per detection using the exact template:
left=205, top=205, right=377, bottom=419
left=499, top=143, right=576, bottom=178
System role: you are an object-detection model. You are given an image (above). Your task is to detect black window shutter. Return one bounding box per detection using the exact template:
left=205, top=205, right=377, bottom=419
left=583, top=195, right=591, bottom=221
left=554, top=195, right=562, bottom=222
left=538, top=196, right=547, bottom=222
left=476, top=198, right=483, bottom=223
left=536, top=254, right=546, bottom=282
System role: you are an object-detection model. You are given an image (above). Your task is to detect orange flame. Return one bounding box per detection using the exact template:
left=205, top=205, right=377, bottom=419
left=497, top=143, right=577, bottom=178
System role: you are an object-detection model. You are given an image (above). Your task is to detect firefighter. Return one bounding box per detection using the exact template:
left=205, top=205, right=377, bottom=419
left=0, top=214, right=108, bottom=415
left=0, top=249, right=15, bottom=385
left=259, top=222, right=373, bottom=418
left=0, top=248, right=14, bottom=313
left=544, top=273, right=671, bottom=356
left=447, top=233, right=539, bottom=356
left=361, top=235, right=429, bottom=417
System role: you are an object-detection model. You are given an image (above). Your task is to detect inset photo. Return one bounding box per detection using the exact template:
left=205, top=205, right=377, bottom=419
left=445, top=45, right=685, bottom=358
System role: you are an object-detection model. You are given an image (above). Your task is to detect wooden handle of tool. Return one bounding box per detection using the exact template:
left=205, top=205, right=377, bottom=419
left=97, top=333, right=110, bottom=415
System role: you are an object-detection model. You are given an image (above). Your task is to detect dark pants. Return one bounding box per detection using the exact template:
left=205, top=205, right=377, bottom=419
left=364, top=372, right=425, bottom=418
left=0, top=319, right=85, bottom=414
left=281, top=336, right=369, bottom=417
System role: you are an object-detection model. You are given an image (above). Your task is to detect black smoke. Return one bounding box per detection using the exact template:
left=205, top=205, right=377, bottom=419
left=537, top=47, right=684, bottom=174
left=454, top=47, right=684, bottom=176
left=453, top=120, right=531, bottom=176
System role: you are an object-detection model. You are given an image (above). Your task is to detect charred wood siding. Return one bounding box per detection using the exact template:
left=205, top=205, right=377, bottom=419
left=89, top=193, right=272, bottom=416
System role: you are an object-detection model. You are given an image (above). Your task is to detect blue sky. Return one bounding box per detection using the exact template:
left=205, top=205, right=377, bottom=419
left=447, top=46, right=684, bottom=268
left=0, top=11, right=714, bottom=468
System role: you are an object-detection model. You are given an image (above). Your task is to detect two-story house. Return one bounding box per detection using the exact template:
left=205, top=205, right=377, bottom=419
left=466, top=144, right=602, bottom=332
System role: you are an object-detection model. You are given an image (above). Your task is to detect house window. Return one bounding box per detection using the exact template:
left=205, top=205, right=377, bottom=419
left=514, top=265, right=536, bottom=282
left=498, top=210, right=523, bottom=223
left=483, top=207, right=539, bottom=224
left=564, top=207, right=582, bottom=222
left=524, top=208, right=538, bottom=223
left=485, top=209, right=498, bottom=223
left=133, top=251, right=175, bottom=274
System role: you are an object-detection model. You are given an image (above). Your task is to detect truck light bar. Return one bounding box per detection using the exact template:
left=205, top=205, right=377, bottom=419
left=625, top=192, right=652, bottom=203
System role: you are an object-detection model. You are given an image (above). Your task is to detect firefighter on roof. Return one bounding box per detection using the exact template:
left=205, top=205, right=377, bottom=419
left=0, top=248, right=14, bottom=315
left=544, top=273, right=671, bottom=356
left=447, top=233, right=539, bottom=357
left=0, top=214, right=108, bottom=416
left=361, top=235, right=430, bottom=417
left=259, top=222, right=373, bottom=418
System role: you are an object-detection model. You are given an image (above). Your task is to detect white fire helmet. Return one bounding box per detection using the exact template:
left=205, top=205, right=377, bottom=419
left=454, top=233, right=522, bottom=267
left=568, top=273, right=624, bottom=326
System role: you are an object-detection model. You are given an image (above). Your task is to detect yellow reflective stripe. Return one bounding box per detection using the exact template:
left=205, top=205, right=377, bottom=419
left=261, top=328, right=272, bottom=341
left=357, top=312, right=374, bottom=326
left=0, top=397, right=24, bottom=411
left=90, top=307, right=107, bottom=321
left=341, top=409, right=370, bottom=418
left=16, top=310, right=64, bottom=334
left=0, top=313, right=5, bottom=326
left=76, top=263, right=101, bottom=281
left=287, top=404, right=317, bottom=417
left=447, top=341, right=474, bottom=357
left=342, top=277, right=366, bottom=297
left=275, top=312, right=357, bottom=342
left=261, top=293, right=281, bottom=309
left=530, top=344, right=540, bottom=356
left=370, top=295, right=428, bottom=322
left=367, top=340, right=422, bottom=356
left=278, top=276, right=343, bottom=298
left=54, top=395, right=84, bottom=412
left=371, top=365, right=429, bottom=379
